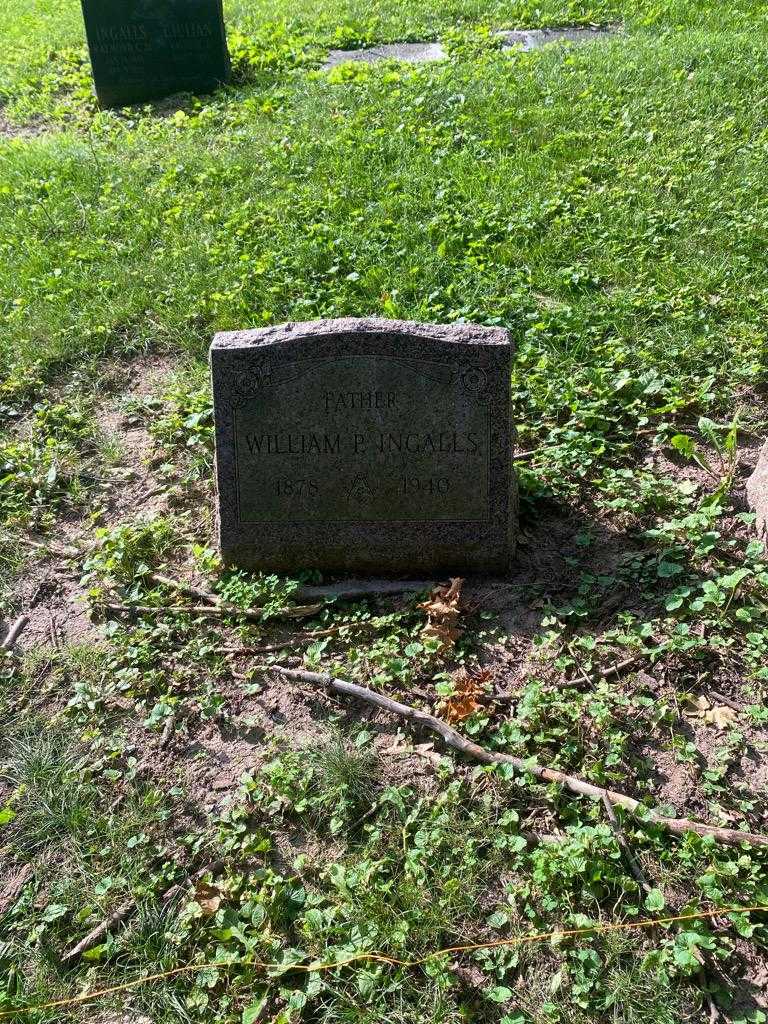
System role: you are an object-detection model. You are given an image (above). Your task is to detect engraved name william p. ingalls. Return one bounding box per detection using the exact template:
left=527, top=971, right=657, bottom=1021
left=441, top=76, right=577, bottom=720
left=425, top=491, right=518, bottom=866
left=210, top=318, right=516, bottom=574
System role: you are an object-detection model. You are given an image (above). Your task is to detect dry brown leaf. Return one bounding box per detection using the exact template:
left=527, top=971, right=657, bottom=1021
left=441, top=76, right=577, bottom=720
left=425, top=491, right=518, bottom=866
left=421, top=578, right=462, bottom=617
left=442, top=690, right=481, bottom=724
left=704, top=705, right=738, bottom=730
left=419, top=577, right=464, bottom=653
left=683, top=694, right=737, bottom=729
left=439, top=667, right=490, bottom=724
left=683, top=694, right=711, bottom=717
left=193, top=881, right=222, bottom=916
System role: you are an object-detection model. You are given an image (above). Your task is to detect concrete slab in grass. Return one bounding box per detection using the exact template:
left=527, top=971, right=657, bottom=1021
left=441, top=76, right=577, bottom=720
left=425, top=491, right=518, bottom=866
left=322, top=26, right=616, bottom=69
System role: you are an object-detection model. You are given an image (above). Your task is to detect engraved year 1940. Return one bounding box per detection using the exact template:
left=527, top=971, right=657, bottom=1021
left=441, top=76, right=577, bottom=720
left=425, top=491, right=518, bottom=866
left=400, top=477, right=450, bottom=495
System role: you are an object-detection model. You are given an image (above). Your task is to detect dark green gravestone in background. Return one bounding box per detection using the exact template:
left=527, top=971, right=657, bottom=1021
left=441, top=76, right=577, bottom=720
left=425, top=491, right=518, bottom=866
left=210, top=318, right=517, bottom=575
left=81, top=0, right=230, bottom=108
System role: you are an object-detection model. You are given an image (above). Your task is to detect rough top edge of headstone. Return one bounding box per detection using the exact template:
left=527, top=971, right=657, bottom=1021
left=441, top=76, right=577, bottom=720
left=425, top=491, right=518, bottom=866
left=211, top=317, right=511, bottom=352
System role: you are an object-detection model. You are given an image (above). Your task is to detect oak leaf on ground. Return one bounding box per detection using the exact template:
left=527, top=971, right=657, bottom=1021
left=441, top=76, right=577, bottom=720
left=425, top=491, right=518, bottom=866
left=439, top=667, right=491, bottom=724
left=419, top=577, right=464, bottom=653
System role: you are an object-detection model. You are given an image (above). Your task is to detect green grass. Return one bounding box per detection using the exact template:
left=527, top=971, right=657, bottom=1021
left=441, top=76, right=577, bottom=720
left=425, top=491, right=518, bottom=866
left=3, top=1, right=768, bottom=1022
left=3, top=20, right=768, bottom=461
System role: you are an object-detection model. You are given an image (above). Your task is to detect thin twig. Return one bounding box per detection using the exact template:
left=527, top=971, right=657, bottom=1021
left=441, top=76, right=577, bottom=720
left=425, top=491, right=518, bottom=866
left=267, top=666, right=768, bottom=849
left=382, top=742, right=445, bottom=766
left=48, top=612, right=61, bottom=650
left=216, top=618, right=381, bottom=656
left=23, top=538, right=81, bottom=559
left=604, top=794, right=723, bottom=1018
left=348, top=802, right=381, bottom=831
left=597, top=654, right=645, bottom=681
left=61, top=902, right=135, bottom=963
left=149, top=572, right=220, bottom=606
left=601, top=795, right=652, bottom=894
left=101, top=601, right=323, bottom=622
left=1, top=615, right=29, bottom=651
left=700, top=971, right=721, bottom=1024
left=28, top=579, right=52, bottom=609
left=567, top=643, right=595, bottom=688
left=61, top=859, right=225, bottom=963
left=160, top=859, right=226, bottom=906
left=159, top=713, right=177, bottom=749
left=709, top=690, right=740, bottom=713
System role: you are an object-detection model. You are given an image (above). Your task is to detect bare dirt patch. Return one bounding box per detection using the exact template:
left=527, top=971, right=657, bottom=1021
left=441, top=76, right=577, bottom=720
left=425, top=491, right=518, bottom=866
left=14, top=354, right=180, bottom=653
left=93, top=354, right=180, bottom=524
left=159, top=649, right=445, bottom=813
left=0, top=112, right=50, bottom=140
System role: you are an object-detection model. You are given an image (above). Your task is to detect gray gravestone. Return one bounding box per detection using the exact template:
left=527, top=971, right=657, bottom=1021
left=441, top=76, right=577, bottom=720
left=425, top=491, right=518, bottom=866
left=747, top=440, right=768, bottom=549
left=81, top=0, right=230, bottom=108
left=210, top=318, right=516, bottom=575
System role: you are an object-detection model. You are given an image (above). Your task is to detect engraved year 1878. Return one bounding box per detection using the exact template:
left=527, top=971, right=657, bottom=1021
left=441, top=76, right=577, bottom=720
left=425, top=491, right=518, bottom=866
left=274, top=479, right=319, bottom=497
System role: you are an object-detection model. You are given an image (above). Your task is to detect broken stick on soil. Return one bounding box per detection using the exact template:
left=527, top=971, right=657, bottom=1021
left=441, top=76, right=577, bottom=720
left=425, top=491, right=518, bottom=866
left=150, top=572, right=220, bottom=606
left=601, top=794, right=652, bottom=894
left=268, top=666, right=768, bottom=850
left=296, top=579, right=437, bottom=600
left=0, top=864, right=33, bottom=918
left=61, top=859, right=225, bottom=963
left=150, top=572, right=435, bottom=607
left=1, top=615, right=29, bottom=651
left=217, top=619, right=384, bottom=657
left=102, top=601, right=323, bottom=622
left=61, top=901, right=135, bottom=963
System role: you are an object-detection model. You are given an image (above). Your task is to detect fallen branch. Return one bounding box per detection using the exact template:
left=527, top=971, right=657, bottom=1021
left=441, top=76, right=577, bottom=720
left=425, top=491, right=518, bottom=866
left=151, top=572, right=436, bottom=606
left=601, top=794, right=652, bottom=895
left=217, top=618, right=383, bottom=656
left=61, top=901, right=135, bottom=963
left=29, top=541, right=431, bottom=610
left=709, top=689, right=740, bottom=713
left=102, top=601, right=323, bottom=622
left=554, top=652, right=647, bottom=692
left=0, top=864, right=33, bottom=918
left=223, top=639, right=309, bottom=656
left=295, top=579, right=437, bottom=601
left=149, top=572, right=220, bottom=606
left=61, top=859, right=225, bottom=964
left=1, top=615, right=29, bottom=651
left=598, top=654, right=644, bottom=681
left=269, top=667, right=768, bottom=849
left=23, top=538, right=81, bottom=559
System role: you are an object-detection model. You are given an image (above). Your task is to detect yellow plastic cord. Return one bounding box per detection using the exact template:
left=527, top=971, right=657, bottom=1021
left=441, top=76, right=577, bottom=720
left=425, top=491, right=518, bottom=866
left=1, top=904, right=765, bottom=1019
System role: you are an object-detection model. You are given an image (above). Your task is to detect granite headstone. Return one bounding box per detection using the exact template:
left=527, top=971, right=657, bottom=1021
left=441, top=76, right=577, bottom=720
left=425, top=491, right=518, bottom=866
left=747, top=440, right=768, bottom=550
left=81, top=0, right=230, bottom=108
left=210, top=318, right=516, bottom=575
